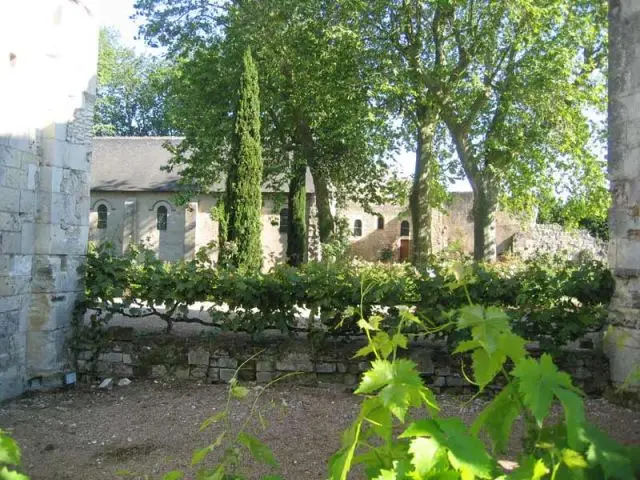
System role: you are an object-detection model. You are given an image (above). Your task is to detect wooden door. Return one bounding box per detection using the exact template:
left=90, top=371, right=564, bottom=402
left=399, top=239, right=410, bottom=262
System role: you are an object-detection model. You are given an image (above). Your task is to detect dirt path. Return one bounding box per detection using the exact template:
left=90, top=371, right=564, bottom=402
left=1, top=381, right=638, bottom=480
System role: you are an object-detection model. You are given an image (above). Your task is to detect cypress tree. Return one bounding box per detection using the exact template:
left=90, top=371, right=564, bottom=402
left=287, top=162, right=307, bottom=266
left=225, top=48, right=263, bottom=273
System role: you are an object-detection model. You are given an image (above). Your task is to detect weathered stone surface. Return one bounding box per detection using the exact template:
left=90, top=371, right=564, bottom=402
left=315, top=362, right=337, bottom=373
left=188, top=348, right=210, bottom=366
left=512, top=224, right=607, bottom=261
left=219, top=368, right=236, bottom=382
left=256, top=359, right=275, bottom=372
left=608, top=0, right=640, bottom=391
left=190, top=366, right=208, bottom=379
left=98, top=378, right=113, bottom=389
left=212, top=357, right=238, bottom=369
left=275, top=352, right=313, bottom=372
left=0, top=0, right=97, bottom=400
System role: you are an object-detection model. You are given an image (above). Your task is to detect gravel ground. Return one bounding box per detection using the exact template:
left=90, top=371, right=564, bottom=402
left=1, top=381, right=638, bottom=480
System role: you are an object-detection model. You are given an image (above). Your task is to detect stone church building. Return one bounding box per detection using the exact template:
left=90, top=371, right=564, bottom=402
left=89, top=137, right=547, bottom=267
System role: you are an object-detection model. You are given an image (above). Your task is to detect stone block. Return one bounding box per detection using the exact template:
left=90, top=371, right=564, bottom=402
left=113, top=364, right=133, bottom=378
left=188, top=348, right=210, bottom=366
left=315, top=362, right=337, bottom=373
left=0, top=276, right=30, bottom=296
left=26, top=329, right=67, bottom=376
left=212, top=357, right=237, bottom=369
left=317, top=373, right=345, bottom=384
left=98, top=351, right=122, bottom=363
left=446, top=375, right=467, bottom=387
left=0, top=310, right=19, bottom=338
left=336, top=362, right=348, bottom=373
left=409, top=350, right=435, bottom=375
left=121, top=354, right=133, bottom=365
left=207, top=368, right=220, bottom=382
left=27, top=293, right=78, bottom=332
left=256, top=359, right=274, bottom=372
left=190, top=366, right=208, bottom=379
left=219, top=368, right=236, bottom=383
left=0, top=232, right=21, bottom=254
left=0, top=212, right=20, bottom=231
left=275, top=352, right=314, bottom=372
left=435, top=366, right=451, bottom=376
left=431, top=376, right=446, bottom=387
left=0, top=186, right=20, bottom=213
left=0, top=294, right=21, bottom=314
left=174, top=367, right=190, bottom=380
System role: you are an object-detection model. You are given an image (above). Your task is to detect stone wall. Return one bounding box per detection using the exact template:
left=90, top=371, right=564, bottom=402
left=606, top=0, right=640, bottom=391
left=510, top=224, right=608, bottom=261
left=76, top=328, right=610, bottom=395
left=0, top=0, right=98, bottom=400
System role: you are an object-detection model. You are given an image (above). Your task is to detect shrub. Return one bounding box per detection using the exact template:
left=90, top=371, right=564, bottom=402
left=78, top=243, right=614, bottom=350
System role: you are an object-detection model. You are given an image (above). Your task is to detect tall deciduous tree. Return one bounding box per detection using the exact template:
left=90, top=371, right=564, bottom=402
left=431, top=0, right=608, bottom=261
left=95, top=28, right=174, bottom=136
left=224, top=48, right=264, bottom=273
left=347, top=0, right=607, bottom=262
left=134, top=0, right=400, bottom=255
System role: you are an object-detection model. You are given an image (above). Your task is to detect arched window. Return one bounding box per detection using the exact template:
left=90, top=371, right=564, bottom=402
left=97, top=204, right=108, bottom=229
left=157, top=205, right=168, bottom=231
left=354, top=219, right=363, bottom=237
left=279, top=208, right=289, bottom=233
left=400, top=220, right=410, bottom=237
left=377, top=216, right=385, bottom=230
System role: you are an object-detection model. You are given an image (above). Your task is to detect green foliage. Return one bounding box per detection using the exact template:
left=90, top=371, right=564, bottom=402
left=133, top=0, right=400, bottom=241
left=95, top=27, right=174, bottom=136
left=326, top=268, right=637, bottom=479
left=225, top=48, right=264, bottom=274
left=79, top=244, right=614, bottom=353
left=286, top=163, right=307, bottom=266
left=0, top=430, right=28, bottom=480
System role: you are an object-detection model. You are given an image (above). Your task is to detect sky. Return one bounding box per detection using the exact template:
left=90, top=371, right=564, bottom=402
left=97, top=0, right=471, bottom=190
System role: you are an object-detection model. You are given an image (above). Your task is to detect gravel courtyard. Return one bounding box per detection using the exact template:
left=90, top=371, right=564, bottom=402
left=1, top=381, right=638, bottom=480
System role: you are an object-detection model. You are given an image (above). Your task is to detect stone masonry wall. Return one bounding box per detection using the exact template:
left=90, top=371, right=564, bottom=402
left=76, top=328, right=610, bottom=396
left=606, top=0, right=640, bottom=391
left=511, top=224, right=608, bottom=261
left=0, top=0, right=98, bottom=400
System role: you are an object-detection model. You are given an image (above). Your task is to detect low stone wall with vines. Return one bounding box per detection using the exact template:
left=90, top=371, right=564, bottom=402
left=75, top=327, right=610, bottom=395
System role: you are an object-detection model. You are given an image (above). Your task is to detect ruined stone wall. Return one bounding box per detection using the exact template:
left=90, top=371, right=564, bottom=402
left=511, top=224, right=608, bottom=261
left=606, top=0, right=640, bottom=390
left=0, top=0, right=98, bottom=400
left=76, top=328, right=610, bottom=395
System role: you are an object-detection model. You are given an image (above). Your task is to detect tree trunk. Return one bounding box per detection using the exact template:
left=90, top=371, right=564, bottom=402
left=470, top=176, right=499, bottom=262
left=309, top=164, right=334, bottom=242
left=287, top=162, right=307, bottom=266
left=410, top=118, right=436, bottom=265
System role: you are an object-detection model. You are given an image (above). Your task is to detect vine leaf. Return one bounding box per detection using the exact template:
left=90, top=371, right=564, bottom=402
left=0, top=435, right=20, bottom=465
left=580, top=425, right=636, bottom=479
left=511, top=354, right=580, bottom=426
left=162, top=471, right=185, bottom=480
left=471, top=383, right=521, bottom=454
left=356, top=359, right=424, bottom=421
left=504, top=457, right=549, bottom=479
left=401, top=418, right=495, bottom=478
left=238, top=432, right=278, bottom=467
left=0, top=467, right=30, bottom=480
